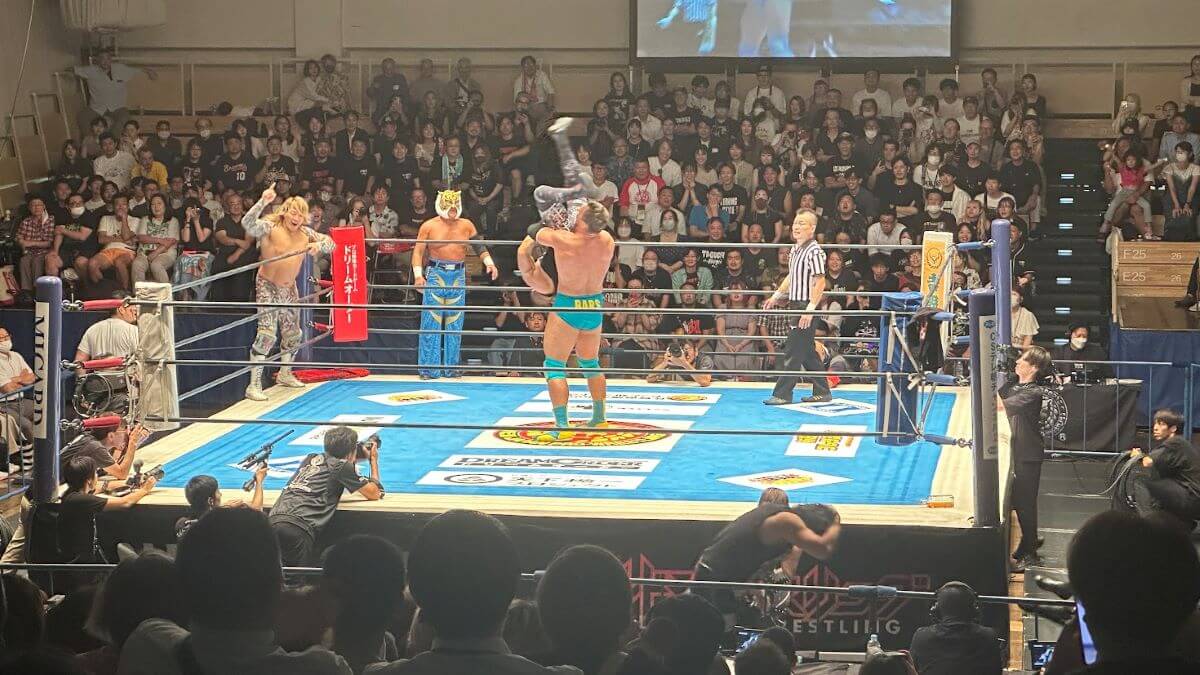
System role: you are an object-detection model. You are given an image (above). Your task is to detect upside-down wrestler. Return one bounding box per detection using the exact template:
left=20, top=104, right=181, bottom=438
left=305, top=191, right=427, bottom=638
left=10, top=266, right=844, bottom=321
left=242, top=184, right=333, bottom=401
left=517, top=117, right=614, bottom=436
left=412, top=190, right=498, bottom=379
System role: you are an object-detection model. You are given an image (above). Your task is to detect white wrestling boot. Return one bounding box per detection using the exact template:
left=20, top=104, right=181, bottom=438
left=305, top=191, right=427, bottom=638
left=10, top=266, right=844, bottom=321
left=276, top=354, right=306, bottom=388
left=547, top=116, right=574, bottom=136
left=245, top=353, right=269, bottom=401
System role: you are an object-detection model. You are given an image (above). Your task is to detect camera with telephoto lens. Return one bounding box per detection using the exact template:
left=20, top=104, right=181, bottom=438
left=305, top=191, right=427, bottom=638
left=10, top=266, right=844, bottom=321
left=129, top=465, right=164, bottom=488
left=355, top=433, right=382, bottom=460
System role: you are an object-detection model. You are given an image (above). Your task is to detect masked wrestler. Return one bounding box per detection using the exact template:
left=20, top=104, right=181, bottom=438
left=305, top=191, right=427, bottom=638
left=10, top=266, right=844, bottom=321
left=413, top=189, right=498, bottom=379
left=242, top=184, right=333, bottom=401
left=516, top=117, right=604, bottom=297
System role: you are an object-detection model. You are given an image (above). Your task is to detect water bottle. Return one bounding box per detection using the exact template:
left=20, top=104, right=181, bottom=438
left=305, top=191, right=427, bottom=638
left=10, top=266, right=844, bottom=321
left=866, top=633, right=882, bottom=655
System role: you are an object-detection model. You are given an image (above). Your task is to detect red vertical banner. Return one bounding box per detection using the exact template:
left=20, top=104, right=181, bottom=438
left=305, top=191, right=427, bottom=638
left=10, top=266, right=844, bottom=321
left=330, top=227, right=368, bottom=342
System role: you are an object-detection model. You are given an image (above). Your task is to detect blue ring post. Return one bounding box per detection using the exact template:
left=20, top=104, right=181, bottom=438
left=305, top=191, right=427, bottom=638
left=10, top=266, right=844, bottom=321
left=990, top=219, right=1013, bottom=346
left=968, top=289, right=999, bottom=527
left=32, top=277, right=63, bottom=503
left=875, top=291, right=922, bottom=446
left=297, top=255, right=314, bottom=363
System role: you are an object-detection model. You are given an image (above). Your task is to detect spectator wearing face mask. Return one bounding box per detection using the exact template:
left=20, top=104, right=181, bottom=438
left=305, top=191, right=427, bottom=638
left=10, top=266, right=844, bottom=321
left=1052, top=324, right=1112, bottom=381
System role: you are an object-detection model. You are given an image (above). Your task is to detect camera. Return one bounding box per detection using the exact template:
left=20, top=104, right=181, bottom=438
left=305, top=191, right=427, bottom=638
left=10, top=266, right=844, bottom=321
left=355, top=433, right=382, bottom=460
left=667, top=344, right=683, bottom=358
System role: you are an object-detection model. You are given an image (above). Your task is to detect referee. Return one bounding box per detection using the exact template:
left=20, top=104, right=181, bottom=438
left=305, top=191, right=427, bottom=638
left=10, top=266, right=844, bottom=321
left=762, top=210, right=832, bottom=405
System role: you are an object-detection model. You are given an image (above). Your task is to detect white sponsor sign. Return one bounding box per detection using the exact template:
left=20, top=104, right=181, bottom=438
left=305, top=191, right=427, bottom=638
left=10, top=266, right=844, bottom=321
left=417, top=471, right=644, bottom=490
left=778, top=398, right=876, bottom=417
left=516, top=401, right=709, bottom=417
left=532, top=390, right=720, bottom=404
left=785, top=424, right=867, bottom=458
left=440, top=454, right=659, bottom=473
left=358, top=389, right=465, bottom=407
left=718, top=469, right=851, bottom=491
left=464, top=416, right=693, bottom=452
left=290, top=414, right=399, bottom=446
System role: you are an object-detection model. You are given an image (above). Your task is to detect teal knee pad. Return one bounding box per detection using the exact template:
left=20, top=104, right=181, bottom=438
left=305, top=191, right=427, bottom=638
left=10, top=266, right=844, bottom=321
left=578, top=357, right=601, bottom=376
left=543, top=357, right=567, bottom=380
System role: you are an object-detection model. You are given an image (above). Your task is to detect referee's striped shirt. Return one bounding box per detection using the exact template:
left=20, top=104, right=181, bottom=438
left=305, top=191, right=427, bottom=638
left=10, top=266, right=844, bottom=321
left=788, top=239, right=826, bottom=303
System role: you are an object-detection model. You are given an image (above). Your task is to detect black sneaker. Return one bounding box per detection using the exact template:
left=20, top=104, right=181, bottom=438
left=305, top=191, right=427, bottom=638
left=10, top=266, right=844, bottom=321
left=763, top=396, right=792, bottom=406
left=802, top=395, right=833, bottom=403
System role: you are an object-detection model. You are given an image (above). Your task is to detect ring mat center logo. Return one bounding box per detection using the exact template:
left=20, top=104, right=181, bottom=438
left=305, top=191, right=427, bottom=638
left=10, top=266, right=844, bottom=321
left=496, top=421, right=670, bottom=446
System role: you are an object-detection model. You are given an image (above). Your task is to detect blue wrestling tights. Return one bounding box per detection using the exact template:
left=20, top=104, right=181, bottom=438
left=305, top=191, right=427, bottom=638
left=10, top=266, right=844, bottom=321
left=418, top=261, right=466, bottom=378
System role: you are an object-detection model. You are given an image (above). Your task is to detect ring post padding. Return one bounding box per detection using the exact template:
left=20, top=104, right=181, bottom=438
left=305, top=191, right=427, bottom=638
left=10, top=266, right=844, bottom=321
left=32, top=277, right=63, bottom=503
left=968, top=288, right=1000, bottom=528
left=875, top=291, right=922, bottom=446
left=137, top=282, right=179, bottom=432
left=990, top=219, right=1013, bottom=346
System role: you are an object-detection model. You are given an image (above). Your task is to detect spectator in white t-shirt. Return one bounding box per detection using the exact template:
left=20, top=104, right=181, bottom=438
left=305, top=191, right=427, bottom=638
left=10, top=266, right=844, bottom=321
left=937, top=79, right=964, bottom=120
left=852, top=69, right=892, bottom=118
left=72, top=48, right=156, bottom=138
left=93, top=133, right=135, bottom=190
left=514, top=55, right=555, bottom=122
left=589, top=162, right=619, bottom=214
left=0, top=326, right=35, bottom=451
left=957, top=96, right=983, bottom=146
left=892, top=78, right=923, bottom=119
left=76, top=296, right=139, bottom=364
left=89, top=195, right=139, bottom=288
left=1010, top=290, right=1039, bottom=350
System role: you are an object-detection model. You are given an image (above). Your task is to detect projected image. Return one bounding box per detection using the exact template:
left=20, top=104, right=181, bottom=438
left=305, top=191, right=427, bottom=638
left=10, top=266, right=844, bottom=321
left=638, top=0, right=952, bottom=59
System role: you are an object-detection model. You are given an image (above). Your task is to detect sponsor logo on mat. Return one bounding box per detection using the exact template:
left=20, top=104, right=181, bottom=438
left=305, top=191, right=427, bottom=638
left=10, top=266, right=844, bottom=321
left=718, top=469, right=851, bottom=491
left=786, top=424, right=867, bottom=458
left=532, top=390, right=720, bottom=404
left=779, top=398, right=876, bottom=417
left=440, top=454, right=659, bottom=472
left=417, top=471, right=644, bottom=490
left=291, top=414, right=399, bottom=446
left=515, top=401, right=709, bottom=417
left=358, top=390, right=465, bottom=406
left=466, top=417, right=692, bottom=452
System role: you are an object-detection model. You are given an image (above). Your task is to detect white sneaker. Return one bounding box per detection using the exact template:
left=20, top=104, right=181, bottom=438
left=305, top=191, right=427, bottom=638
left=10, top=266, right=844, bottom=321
left=1189, top=302, right=1200, bottom=312
left=548, top=116, right=574, bottom=135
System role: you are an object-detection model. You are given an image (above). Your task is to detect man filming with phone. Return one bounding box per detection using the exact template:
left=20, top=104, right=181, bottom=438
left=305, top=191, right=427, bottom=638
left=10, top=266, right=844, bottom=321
left=267, top=425, right=383, bottom=565
left=647, top=340, right=713, bottom=387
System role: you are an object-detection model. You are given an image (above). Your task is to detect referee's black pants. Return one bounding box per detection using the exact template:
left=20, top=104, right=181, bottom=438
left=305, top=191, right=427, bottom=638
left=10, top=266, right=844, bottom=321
left=771, top=322, right=830, bottom=401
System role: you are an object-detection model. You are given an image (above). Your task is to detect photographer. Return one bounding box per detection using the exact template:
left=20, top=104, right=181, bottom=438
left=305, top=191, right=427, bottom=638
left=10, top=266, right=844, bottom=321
left=56, top=456, right=157, bottom=563
left=646, top=340, right=712, bottom=387
left=1000, top=345, right=1053, bottom=571
left=267, top=425, right=382, bottom=566
left=175, top=465, right=268, bottom=540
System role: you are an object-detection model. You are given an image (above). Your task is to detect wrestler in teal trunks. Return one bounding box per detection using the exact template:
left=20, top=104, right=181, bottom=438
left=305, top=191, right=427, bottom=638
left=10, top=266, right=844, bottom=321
left=552, top=292, right=605, bottom=331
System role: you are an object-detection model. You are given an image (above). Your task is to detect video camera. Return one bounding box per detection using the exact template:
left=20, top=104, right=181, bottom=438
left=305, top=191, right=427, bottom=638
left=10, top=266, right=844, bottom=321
left=113, top=459, right=163, bottom=495
left=238, top=428, right=293, bottom=491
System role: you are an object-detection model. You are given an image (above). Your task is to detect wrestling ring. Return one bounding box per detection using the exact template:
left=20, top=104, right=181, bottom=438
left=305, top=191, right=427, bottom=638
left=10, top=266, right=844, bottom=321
left=21, top=221, right=1025, bottom=650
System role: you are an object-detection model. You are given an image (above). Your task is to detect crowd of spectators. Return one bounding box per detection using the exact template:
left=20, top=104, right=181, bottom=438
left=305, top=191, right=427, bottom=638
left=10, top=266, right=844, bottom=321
left=0, top=502, right=1196, bottom=674
left=10, top=52, right=1200, bottom=380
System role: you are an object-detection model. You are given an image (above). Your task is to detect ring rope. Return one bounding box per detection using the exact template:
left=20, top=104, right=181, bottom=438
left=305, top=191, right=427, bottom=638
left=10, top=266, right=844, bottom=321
left=166, top=357, right=914, bottom=380
left=175, top=329, right=333, bottom=403
left=173, top=287, right=333, bottom=350
left=360, top=326, right=880, bottom=343
left=171, top=248, right=311, bottom=295
left=146, top=414, right=930, bottom=441
left=339, top=344, right=880, bottom=359
left=134, top=299, right=913, bottom=317
left=367, top=237, right=923, bottom=251
left=366, top=283, right=902, bottom=298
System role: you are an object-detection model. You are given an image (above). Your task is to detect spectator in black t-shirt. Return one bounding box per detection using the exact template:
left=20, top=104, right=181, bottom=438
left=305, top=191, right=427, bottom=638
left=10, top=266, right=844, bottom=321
left=864, top=254, right=900, bottom=309
left=715, top=163, right=749, bottom=234
left=824, top=249, right=861, bottom=299
left=56, top=455, right=156, bottom=564
left=209, top=192, right=257, bottom=302
left=959, top=142, right=992, bottom=200
left=744, top=188, right=784, bottom=243
left=877, top=157, right=924, bottom=228
left=824, top=133, right=864, bottom=190
left=665, top=87, right=701, bottom=136
left=59, top=422, right=142, bottom=482
left=178, top=141, right=208, bottom=189
left=997, top=139, right=1043, bottom=228
left=332, top=110, right=371, bottom=159
left=267, top=425, right=382, bottom=565
left=668, top=284, right=715, bottom=351
left=336, top=138, right=377, bottom=198
left=823, top=193, right=870, bottom=243
left=146, top=119, right=182, bottom=169
left=256, top=135, right=298, bottom=188
left=300, top=138, right=338, bottom=193
left=713, top=249, right=758, bottom=309
left=513, top=311, right=548, bottom=369
left=837, top=169, right=879, bottom=222
left=699, top=218, right=729, bottom=271
left=174, top=468, right=267, bottom=541
left=909, top=582, right=1002, bottom=675
left=379, top=140, right=421, bottom=211
left=916, top=191, right=958, bottom=238
left=629, top=248, right=674, bottom=309
left=212, top=134, right=259, bottom=194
